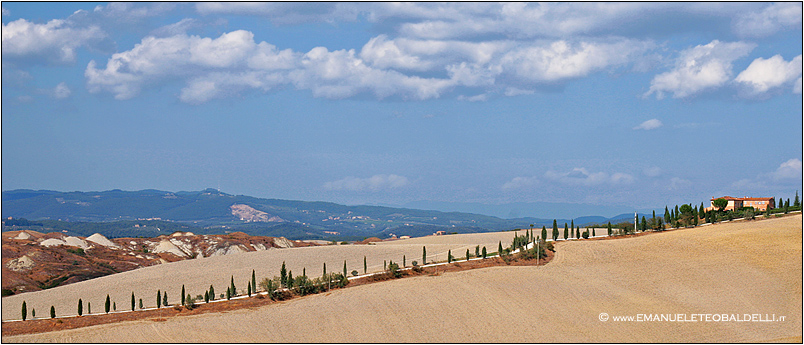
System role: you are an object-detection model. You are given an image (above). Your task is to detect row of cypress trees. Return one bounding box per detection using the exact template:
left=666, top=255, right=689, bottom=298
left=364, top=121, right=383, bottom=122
left=19, top=241, right=534, bottom=321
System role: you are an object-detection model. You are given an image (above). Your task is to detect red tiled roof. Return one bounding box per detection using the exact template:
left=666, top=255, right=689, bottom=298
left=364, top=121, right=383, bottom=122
left=710, top=196, right=773, bottom=201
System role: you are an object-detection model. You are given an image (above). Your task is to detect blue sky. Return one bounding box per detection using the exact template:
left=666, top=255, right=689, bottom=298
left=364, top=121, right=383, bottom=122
left=2, top=2, right=802, bottom=219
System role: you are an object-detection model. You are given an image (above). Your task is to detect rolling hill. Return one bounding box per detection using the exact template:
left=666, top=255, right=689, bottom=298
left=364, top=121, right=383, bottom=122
left=2, top=189, right=640, bottom=240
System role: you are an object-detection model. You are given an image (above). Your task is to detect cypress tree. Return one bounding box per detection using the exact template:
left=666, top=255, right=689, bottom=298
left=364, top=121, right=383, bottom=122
left=383, top=260, right=387, bottom=271
left=570, top=220, right=574, bottom=233
left=641, top=216, right=647, bottom=231
left=674, top=205, right=679, bottom=221
left=482, top=246, right=487, bottom=259
left=343, top=260, right=347, bottom=278
left=541, top=226, right=547, bottom=243
left=287, top=271, right=293, bottom=288
left=422, top=246, right=427, bottom=265
left=79, top=299, right=84, bottom=316
left=664, top=206, right=670, bottom=223
left=280, top=261, right=287, bottom=287
left=181, top=285, right=185, bottom=306
left=363, top=256, right=367, bottom=274
left=785, top=199, right=790, bottom=213
left=205, top=291, right=209, bottom=303
left=113, top=302, right=116, bottom=311
left=252, top=269, right=257, bottom=294
left=475, top=245, right=480, bottom=257
left=157, top=290, right=161, bottom=308
left=403, top=255, right=406, bottom=267
left=105, top=294, right=110, bottom=313
left=607, top=222, right=612, bottom=236
left=139, top=298, right=143, bottom=309
left=226, top=287, right=231, bottom=300
left=779, top=198, right=783, bottom=210
left=563, top=223, right=568, bottom=240
left=131, top=292, right=135, bottom=311
left=466, top=248, right=470, bottom=261
left=32, top=308, right=35, bottom=318
left=87, top=302, right=90, bottom=315
left=794, top=191, right=800, bottom=207
left=50, top=305, right=55, bottom=319
left=209, top=285, right=215, bottom=301
left=247, top=282, right=252, bottom=297
left=21, top=301, right=27, bottom=321
left=447, top=250, right=452, bottom=263
left=699, top=203, right=705, bottom=219
left=552, top=220, right=559, bottom=241
left=498, top=241, right=503, bottom=255
left=230, top=276, right=236, bottom=297
left=163, top=292, right=168, bottom=306
left=592, top=228, right=595, bottom=237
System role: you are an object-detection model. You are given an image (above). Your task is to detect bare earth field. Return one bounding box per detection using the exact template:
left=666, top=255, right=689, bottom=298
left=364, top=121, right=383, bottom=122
left=3, top=215, right=801, bottom=342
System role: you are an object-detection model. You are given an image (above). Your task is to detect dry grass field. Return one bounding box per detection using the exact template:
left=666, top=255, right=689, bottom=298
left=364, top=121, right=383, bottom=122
left=1, top=229, right=522, bottom=322
left=3, top=215, right=801, bottom=342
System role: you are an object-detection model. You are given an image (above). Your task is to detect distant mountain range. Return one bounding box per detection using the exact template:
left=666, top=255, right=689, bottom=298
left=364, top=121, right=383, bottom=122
left=2, top=189, right=641, bottom=240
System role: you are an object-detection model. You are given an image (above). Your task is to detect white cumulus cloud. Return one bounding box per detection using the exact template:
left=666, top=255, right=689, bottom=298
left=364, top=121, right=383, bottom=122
left=735, top=54, right=802, bottom=97
left=732, top=2, right=802, bottom=38
left=731, top=158, right=803, bottom=190
left=323, top=174, right=410, bottom=192
left=770, top=158, right=803, bottom=181
left=2, top=18, right=106, bottom=65
left=497, top=39, right=654, bottom=83
left=634, top=119, right=663, bottom=130
left=85, top=30, right=457, bottom=103
left=645, top=40, right=755, bottom=99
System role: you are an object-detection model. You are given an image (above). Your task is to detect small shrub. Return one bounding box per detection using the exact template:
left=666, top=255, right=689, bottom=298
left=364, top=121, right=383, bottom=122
left=388, top=261, right=401, bottom=278
left=185, top=294, right=195, bottom=310
left=582, top=231, right=589, bottom=239
left=351, top=270, right=358, bottom=276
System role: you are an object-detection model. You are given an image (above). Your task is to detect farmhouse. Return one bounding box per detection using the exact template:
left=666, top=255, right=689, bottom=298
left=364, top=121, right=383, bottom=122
left=708, top=196, right=775, bottom=211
